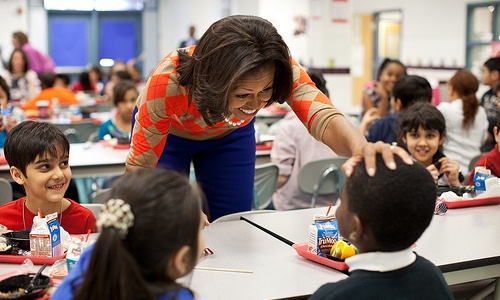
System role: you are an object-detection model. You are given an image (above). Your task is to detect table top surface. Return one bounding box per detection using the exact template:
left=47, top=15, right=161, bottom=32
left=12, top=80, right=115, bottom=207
left=243, top=205, right=500, bottom=273
left=0, top=221, right=346, bottom=300
left=180, top=220, right=347, bottom=300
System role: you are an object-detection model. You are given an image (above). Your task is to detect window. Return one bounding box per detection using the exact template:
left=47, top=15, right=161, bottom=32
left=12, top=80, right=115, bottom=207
left=44, top=0, right=143, bottom=11
left=48, top=11, right=142, bottom=71
left=466, top=3, right=500, bottom=77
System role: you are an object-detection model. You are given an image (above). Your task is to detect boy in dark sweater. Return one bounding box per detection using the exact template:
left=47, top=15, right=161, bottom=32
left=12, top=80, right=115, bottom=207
left=309, top=155, right=453, bottom=300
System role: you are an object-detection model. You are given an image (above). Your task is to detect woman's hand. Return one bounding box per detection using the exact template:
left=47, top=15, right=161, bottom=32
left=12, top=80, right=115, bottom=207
left=342, top=141, right=413, bottom=177
left=426, top=164, right=439, bottom=182
left=438, top=157, right=461, bottom=187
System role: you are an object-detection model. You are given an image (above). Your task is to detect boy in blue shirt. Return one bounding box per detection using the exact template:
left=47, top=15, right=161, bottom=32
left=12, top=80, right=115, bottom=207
left=360, top=75, right=432, bottom=143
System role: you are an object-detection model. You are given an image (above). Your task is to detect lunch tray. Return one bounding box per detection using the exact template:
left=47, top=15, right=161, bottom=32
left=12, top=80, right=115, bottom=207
left=292, top=242, right=348, bottom=271
left=442, top=195, right=500, bottom=209
left=0, top=253, right=66, bottom=265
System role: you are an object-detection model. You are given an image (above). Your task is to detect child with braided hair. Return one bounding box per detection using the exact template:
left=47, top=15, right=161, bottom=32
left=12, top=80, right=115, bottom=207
left=51, top=168, right=205, bottom=300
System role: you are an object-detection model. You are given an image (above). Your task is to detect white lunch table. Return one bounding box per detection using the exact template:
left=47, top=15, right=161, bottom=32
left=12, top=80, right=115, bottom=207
left=243, top=205, right=500, bottom=299
left=0, top=142, right=129, bottom=181
left=179, top=220, right=347, bottom=300
left=0, top=142, right=273, bottom=180
left=0, top=221, right=345, bottom=299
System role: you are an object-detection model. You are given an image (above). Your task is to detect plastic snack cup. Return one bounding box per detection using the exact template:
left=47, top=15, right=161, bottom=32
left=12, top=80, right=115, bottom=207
left=36, top=100, right=50, bottom=119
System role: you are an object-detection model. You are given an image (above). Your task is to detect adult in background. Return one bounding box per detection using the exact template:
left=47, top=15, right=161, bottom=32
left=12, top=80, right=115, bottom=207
left=126, top=15, right=411, bottom=221
left=12, top=31, right=56, bottom=77
left=179, top=25, right=198, bottom=48
left=1, top=48, right=40, bottom=106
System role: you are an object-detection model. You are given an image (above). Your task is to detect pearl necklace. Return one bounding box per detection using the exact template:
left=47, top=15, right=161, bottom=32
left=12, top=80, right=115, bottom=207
left=22, top=197, right=63, bottom=230
left=223, top=115, right=243, bottom=126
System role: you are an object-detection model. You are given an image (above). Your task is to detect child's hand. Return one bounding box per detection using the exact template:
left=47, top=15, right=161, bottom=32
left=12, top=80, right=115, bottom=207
left=426, top=164, right=439, bottom=182
left=374, top=81, right=389, bottom=100
left=4, top=116, right=17, bottom=133
left=373, top=81, right=389, bottom=116
left=359, top=107, right=382, bottom=134
left=202, top=211, right=210, bottom=228
left=362, top=108, right=382, bottom=124
left=438, top=157, right=461, bottom=187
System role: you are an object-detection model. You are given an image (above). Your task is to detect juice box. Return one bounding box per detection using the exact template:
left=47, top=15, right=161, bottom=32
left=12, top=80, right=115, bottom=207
left=308, top=214, right=339, bottom=257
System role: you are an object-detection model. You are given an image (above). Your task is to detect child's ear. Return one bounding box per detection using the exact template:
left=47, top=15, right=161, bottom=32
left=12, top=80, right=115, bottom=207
left=492, top=70, right=500, bottom=81
left=10, top=166, right=25, bottom=186
left=494, top=126, right=499, bottom=143
left=393, top=98, right=403, bottom=112
left=167, top=245, right=191, bottom=279
left=439, top=132, right=446, bottom=145
left=346, top=215, right=363, bottom=243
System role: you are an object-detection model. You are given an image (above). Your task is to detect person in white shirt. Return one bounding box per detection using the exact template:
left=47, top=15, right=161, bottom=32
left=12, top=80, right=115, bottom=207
left=271, top=72, right=338, bottom=210
left=437, top=70, right=488, bottom=175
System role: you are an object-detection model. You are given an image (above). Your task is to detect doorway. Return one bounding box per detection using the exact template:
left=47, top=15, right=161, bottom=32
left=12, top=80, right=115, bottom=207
left=373, top=10, right=402, bottom=77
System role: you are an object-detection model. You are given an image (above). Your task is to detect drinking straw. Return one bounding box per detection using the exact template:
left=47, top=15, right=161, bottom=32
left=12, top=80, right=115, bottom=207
left=85, top=229, right=91, bottom=242
left=38, top=208, right=42, bottom=218
left=326, top=203, right=333, bottom=216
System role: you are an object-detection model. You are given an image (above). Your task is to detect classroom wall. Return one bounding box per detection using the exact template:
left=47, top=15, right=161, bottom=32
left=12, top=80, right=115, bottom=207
left=0, top=0, right=29, bottom=61
left=351, top=0, right=489, bottom=69
left=0, top=0, right=493, bottom=113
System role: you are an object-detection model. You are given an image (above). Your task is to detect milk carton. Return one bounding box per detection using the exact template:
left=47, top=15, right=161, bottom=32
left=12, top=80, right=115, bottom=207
left=474, top=167, right=491, bottom=195
left=66, top=237, right=88, bottom=271
left=308, top=214, right=339, bottom=257
left=30, top=212, right=61, bottom=257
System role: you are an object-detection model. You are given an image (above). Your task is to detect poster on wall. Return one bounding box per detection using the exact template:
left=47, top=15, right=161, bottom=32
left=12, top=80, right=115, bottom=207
left=330, top=0, right=348, bottom=23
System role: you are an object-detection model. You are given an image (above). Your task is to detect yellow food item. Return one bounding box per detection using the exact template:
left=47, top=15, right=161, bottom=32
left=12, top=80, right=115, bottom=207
left=341, top=244, right=357, bottom=259
left=329, top=240, right=357, bottom=260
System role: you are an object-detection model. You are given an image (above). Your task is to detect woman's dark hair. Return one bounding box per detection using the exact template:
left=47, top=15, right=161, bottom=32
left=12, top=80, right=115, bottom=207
left=376, top=58, right=407, bottom=80
left=397, top=102, right=447, bottom=168
left=8, top=48, right=29, bottom=74
left=73, top=168, right=202, bottom=300
left=78, top=71, right=93, bottom=91
left=448, top=69, right=479, bottom=129
left=176, top=15, right=293, bottom=126
left=0, top=76, right=11, bottom=102
left=4, top=120, right=69, bottom=177
left=346, top=155, right=436, bottom=251
left=113, top=80, right=137, bottom=106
